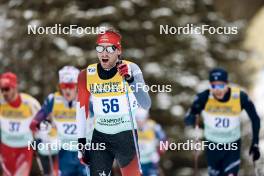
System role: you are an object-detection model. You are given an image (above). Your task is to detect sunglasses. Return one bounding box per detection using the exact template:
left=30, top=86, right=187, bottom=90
left=1, top=87, right=11, bottom=92
left=211, top=84, right=226, bottom=90
left=59, top=83, right=76, bottom=89
left=95, top=45, right=117, bottom=53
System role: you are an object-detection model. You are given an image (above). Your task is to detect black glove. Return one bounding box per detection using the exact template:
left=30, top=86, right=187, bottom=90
left=249, top=143, right=260, bottom=161
left=184, top=113, right=196, bottom=126
left=78, top=138, right=90, bottom=165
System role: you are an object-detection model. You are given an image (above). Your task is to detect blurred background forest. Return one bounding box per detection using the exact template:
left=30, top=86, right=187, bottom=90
left=1, top=0, right=264, bottom=175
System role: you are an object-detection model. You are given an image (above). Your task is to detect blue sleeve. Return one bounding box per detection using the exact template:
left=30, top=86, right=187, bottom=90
left=42, top=94, right=54, bottom=115
left=154, top=124, right=166, bottom=141
left=34, top=94, right=54, bottom=122
left=240, top=91, right=260, bottom=144
left=184, top=90, right=210, bottom=126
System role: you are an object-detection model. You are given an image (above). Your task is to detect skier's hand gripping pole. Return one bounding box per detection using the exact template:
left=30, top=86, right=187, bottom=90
left=117, top=60, right=142, bottom=175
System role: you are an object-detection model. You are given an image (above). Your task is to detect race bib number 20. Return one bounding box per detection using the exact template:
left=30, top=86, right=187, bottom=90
left=215, top=117, right=230, bottom=128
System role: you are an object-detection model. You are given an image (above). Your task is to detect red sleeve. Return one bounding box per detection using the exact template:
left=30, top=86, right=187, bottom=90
left=77, top=69, right=90, bottom=118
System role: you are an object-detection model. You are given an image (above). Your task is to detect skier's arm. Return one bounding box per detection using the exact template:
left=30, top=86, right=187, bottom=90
left=34, top=94, right=54, bottom=122
left=154, top=124, right=166, bottom=142
left=29, top=97, right=41, bottom=119
left=240, top=91, right=260, bottom=145
left=128, top=63, right=151, bottom=110
left=76, top=70, right=90, bottom=140
left=30, top=94, right=54, bottom=132
left=184, top=90, right=209, bottom=126
left=76, top=69, right=91, bottom=165
left=154, top=124, right=167, bottom=155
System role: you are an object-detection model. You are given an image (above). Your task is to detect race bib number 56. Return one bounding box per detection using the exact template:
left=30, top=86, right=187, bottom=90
left=102, top=98, right=119, bottom=113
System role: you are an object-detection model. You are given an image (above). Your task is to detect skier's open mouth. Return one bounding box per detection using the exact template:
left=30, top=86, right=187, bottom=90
left=102, top=59, right=109, bottom=63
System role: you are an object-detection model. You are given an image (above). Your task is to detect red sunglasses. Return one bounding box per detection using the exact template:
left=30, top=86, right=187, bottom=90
left=59, top=83, right=76, bottom=89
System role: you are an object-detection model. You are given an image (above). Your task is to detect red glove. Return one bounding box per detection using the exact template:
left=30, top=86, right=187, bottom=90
left=30, top=119, right=39, bottom=133
left=117, top=63, right=130, bottom=77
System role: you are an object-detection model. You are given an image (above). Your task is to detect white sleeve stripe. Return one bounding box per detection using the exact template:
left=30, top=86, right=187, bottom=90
left=76, top=102, right=87, bottom=138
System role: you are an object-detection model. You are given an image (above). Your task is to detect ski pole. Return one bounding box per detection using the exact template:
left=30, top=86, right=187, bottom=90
left=194, top=115, right=200, bottom=176
left=122, top=72, right=142, bottom=175
left=253, top=160, right=259, bottom=176
left=41, top=120, right=54, bottom=176
left=35, top=152, right=45, bottom=176
left=85, top=165, right=90, bottom=176
left=48, top=146, right=54, bottom=176
left=32, top=138, right=44, bottom=176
